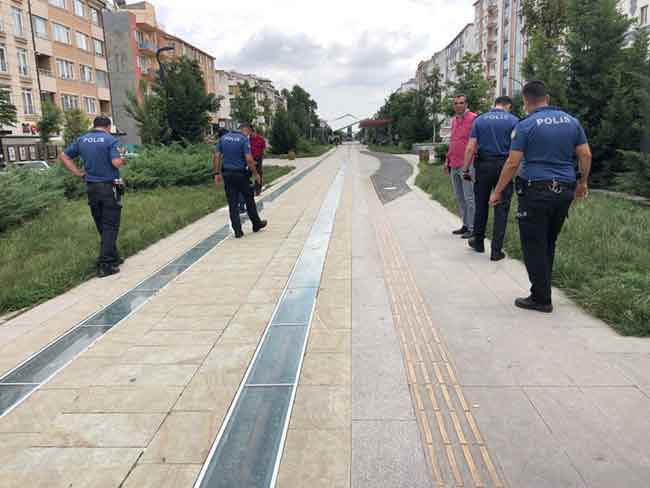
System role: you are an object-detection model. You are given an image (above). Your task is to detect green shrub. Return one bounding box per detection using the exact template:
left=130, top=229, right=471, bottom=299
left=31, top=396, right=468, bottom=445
left=269, top=108, right=299, bottom=154
left=615, top=151, right=650, bottom=198
left=0, top=169, right=63, bottom=232
left=434, top=143, right=449, bottom=163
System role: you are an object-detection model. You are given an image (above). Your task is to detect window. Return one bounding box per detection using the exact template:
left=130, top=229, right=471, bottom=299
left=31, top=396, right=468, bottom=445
left=53, top=23, right=71, bottom=44
left=11, top=7, right=24, bottom=37
left=80, top=64, right=93, bottom=82
left=74, top=0, right=85, bottom=17
left=96, top=69, right=109, bottom=88
left=83, top=96, right=97, bottom=114
left=0, top=45, right=7, bottom=72
left=61, top=94, right=79, bottom=111
left=642, top=6, right=648, bottom=25
left=90, top=7, right=101, bottom=26
left=22, top=89, right=34, bottom=115
left=49, top=0, right=66, bottom=8
left=76, top=31, right=89, bottom=51
left=93, top=38, right=105, bottom=56
left=32, top=16, right=48, bottom=39
left=56, top=59, right=75, bottom=79
left=17, top=48, right=28, bottom=77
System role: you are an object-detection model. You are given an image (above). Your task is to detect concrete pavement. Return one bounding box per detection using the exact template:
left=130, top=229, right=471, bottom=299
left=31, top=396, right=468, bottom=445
left=0, top=144, right=649, bottom=487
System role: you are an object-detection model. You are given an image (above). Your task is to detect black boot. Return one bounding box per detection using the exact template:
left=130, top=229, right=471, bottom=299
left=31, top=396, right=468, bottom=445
left=253, top=220, right=268, bottom=233
left=491, top=251, right=506, bottom=262
left=234, top=229, right=244, bottom=239
left=452, top=226, right=468, bottom=235
left=98, top=265, right=120, bottom=278
left=468, top=237, right=485, bottom=253
left=515, top=296, right=553, bottom=313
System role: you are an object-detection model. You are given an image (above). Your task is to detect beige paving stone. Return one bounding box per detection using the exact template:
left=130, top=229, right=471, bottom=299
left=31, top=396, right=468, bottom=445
left=66, top=386, right=183, bottom=413
left=290, top=386, right=351, bottom=430
left=161, top=304, right=241, bottom=319
left=45, top=357, right=115, bottom=388
left=136, top=330, right=221, bottom=347
left=122, top=464, right=202, bottom=488
left=84, top=338, right=130, bottom=358
left=300, top=353, right=351, bottom=386
left=120, top=344, right=213, bottom=365
left=0, top=447, right=141, bottom=488
left=152, top=315, right=232, bottom=332
left=174, top=376, right=239, bottom=412
left=312, top=306, right=352, bottom=330
left=0, top=389, right=78, bottom=433
left=218, top=320, right=267, bottom=345
left=37, top=412, right=166, bottom=447
left=277, top=429, right=351, bottom=488
left=247, top=287, right=284, bottom=304
left=198, top=343, right=256, bottom=378
left=141, top=411, right=223, bottom=464
left=308, top=329, right=351, bottom=354
left=256, top=275, right=291, bottom=289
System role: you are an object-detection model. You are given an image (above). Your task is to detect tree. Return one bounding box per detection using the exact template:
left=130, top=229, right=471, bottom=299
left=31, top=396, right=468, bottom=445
left=63, top=108, right=91, bottom=146
left=125, top=80, right=170, bottom=145
left=261, top=96, right=273, bottom=129
left=521, top=0, right=569, bottom=107
left=445, top=53, right=493, bottom=114
left=36, top=99, right=63, bottom=143
left=0, top=88, right=17, bottom=128
left=269, top=107, right=298, bottom=154
left=231, top=81, right=258, bottom=126
left=284, top=85, right=319, bottom=139
left=159, top=57, right=218, bottom=144
left=423, top=67, right=444, bottom=141
left=566, top=0, right=632, bottom=180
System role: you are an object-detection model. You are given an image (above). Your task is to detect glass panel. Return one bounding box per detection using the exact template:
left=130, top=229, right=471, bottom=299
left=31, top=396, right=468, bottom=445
left=198, top=386, right=292, bottom=488
left=1, top=327, right=111, bottom=384
left=0, top=384, right=37, bottom=416
left=84, top=291, right=154, bottom=326
left=170, top=246, right=213, bottom=267
left=271, top=288, right=318, bottom=325
left=247, top=327, right=307, bottom=385
left=135, top=266, right=187, bottom=292
left=288, top=252, right=327, bottom=289
left=195, top=227, right=230, bottom=249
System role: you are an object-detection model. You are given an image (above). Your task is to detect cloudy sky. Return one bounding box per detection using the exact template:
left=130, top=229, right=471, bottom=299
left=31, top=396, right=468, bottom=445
left=153, top=0, right=474, bottom=128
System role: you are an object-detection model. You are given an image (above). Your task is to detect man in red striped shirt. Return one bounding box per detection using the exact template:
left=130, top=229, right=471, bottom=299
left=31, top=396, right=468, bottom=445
left=445, top=95, right=477, bottom=239
left=250, top=129, right=266, bottom=196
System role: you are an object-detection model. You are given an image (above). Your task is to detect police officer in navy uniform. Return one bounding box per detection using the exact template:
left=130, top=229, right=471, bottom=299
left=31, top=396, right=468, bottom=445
left=60, top=116, right=126, bottom=278
left=213, top=123, right=267, bottom=238
left=462, top=96, right=519, bottom=261
left=490, top=81, right=592, bottom=313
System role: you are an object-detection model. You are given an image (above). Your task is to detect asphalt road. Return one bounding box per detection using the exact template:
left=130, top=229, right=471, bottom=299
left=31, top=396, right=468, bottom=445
left=365, top=151, right=414, bottom=205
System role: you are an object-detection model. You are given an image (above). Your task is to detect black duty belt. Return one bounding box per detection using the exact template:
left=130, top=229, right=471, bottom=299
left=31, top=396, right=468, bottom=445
left=86, top=180, right=114, bottom=186
left=478, top=154, right=507, bottom=163
left=522, top=179, right=577, bottom=193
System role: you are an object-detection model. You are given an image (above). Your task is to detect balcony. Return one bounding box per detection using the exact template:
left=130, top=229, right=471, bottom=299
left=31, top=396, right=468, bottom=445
left=138, top=41, right=157, bottom=54
left=98, top=87, right=111, bottom=101
left=38, top=69, right=57, bottom=92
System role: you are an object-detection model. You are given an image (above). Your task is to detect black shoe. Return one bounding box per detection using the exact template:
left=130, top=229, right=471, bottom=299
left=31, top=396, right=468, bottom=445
left=98, top=265, right=120, bottom=278
left=468, top=238, right=485, bottom=253
left=239, top=206, right=246, bottom=215
left=515, top=296, right=553, bottom=313
left=491, top=251, right=506, bottom=262
left=461, top=231, right=474, bottom=239
left=253, top=220, right=268, bottom=233
left=452, top=226, right=468, bottom=235
left=234, top=230, right=244, bottom=239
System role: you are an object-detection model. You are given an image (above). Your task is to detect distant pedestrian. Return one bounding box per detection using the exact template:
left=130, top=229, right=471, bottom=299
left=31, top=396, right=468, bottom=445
left=462, top=96, right=519, bottom=261
left=490, top=81, right=592, bottom=313
left=213, top=123, right=267, bottom=238
left=60, top=116, right=126, bottom=278
left=445, top=94, right=477, bottom=239
left=250, top=128, right=266, bottom=196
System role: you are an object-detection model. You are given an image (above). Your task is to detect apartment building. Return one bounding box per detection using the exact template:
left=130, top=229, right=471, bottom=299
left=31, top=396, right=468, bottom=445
left=0, top=0, right=42, bottom=135
left=432, top=23, right=478, bottom=89
left=619, top=0, right=650, bottom=35
left=214, top=69, right=285, bottom=132
left=415, top=58, right=435, bottom=91
left=474, top=0, right=499, bottom=89
left=104, top=1, right=216, bottom=143
left=396, top=78, right=417, bottom=94
left=32, top=0, right=112, bottom=121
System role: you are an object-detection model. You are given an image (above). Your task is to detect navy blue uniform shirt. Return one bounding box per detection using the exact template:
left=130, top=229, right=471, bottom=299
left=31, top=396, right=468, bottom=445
left=64, top=130, right=121, bottom=183
left=216, top=131, right=251, bottom=172
left=470, top=108, right=519, bottom=158
left=511, top=106, right=588, bottom=183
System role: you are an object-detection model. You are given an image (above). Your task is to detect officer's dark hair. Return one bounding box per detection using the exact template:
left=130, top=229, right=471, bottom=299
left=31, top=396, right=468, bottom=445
left=217, top=128, right=228, bottom=138
left=93, top=116, right=112, bottom=128
left=522, top=81, right=547, bottom=103
left=239, top=123, right=253, bottom=130
left=453, top=94, right=467, bottom=102
left=495, top=96, right=513, bottom=107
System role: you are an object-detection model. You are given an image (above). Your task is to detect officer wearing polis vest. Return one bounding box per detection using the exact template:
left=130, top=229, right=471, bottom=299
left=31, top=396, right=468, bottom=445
left=213, top=123, right=267, bottom=238
left=60, top=116, right=126, bottom=278
left=462, top=96, right=519, bottom=261
left=490, top=81, right=592, bottom=313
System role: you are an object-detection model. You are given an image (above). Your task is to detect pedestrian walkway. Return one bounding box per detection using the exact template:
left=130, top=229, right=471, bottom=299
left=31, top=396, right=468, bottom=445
left=0, top=144, right=649, bottom=487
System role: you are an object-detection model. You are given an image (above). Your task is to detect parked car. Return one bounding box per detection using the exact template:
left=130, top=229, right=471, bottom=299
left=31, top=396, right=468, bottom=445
left=13, top=161, right=52, bottom=171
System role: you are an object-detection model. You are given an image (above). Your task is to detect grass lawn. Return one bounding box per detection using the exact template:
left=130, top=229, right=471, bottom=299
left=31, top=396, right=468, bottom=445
left=416, top=161, right=650, bottom=337
left=269, top=144, right=333, bottom=159
left=0, top=166, right=292, bottom=315
left=367, top=144, right=411, bottom=155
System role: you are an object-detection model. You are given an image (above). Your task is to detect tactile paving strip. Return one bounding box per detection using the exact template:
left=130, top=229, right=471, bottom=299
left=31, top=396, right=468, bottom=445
left=367, top=180, right=505, bottom=488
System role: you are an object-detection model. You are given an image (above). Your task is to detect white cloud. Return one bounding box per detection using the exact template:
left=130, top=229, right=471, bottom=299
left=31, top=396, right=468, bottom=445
left=152, top=0, right=474, bottom=124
